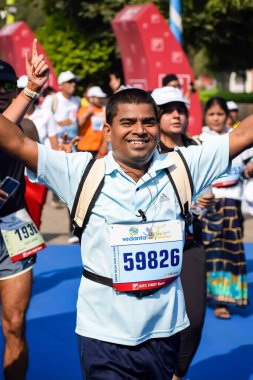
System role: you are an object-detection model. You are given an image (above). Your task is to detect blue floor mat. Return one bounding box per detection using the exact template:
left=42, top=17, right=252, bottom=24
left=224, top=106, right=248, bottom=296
left=0, top=243, right=252, bottom=379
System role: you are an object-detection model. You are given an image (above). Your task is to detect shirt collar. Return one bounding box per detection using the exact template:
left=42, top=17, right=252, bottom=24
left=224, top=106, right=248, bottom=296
left=104, top=149, right=175, bottom=176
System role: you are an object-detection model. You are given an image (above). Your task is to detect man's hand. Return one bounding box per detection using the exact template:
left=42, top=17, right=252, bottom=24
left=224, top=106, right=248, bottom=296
left=0, top=189, right=8, bottom=204
left=25, top=39, right=49, bottom=89
left=244, top=161, right=253, bottom=178
left=58, top=133, right=80, bottom=153
left=195, top=193, right=215, bottom=209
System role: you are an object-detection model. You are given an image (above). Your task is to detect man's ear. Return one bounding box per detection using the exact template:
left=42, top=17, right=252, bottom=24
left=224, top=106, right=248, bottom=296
left=103, top=123, right=112, bottom=142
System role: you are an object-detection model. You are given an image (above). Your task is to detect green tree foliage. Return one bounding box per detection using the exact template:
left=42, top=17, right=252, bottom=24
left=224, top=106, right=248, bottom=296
left=37, top=0, right=170, bottom=87
left=36, top=14, right=115, bottom=86
left=0, top=0, right=46, bottom=30
left=182, top=0, right=253, bottom=72
left=2, top=0, right=252, bottom=85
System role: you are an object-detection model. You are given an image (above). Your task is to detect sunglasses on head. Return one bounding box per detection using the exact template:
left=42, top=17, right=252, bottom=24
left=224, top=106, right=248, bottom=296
left=66, top=79, right=76, bottom=84
left=0, top=80, right=16, bottom=93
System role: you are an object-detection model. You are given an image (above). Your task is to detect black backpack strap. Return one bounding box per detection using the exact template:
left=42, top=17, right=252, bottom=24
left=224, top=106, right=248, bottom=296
left=165, top=150, right=194, bottom=226
left=82, top=269, right=167, bottom=298
left=82, top=269, right=113, bottom=287
left=71, top=158, right=105, bottom=240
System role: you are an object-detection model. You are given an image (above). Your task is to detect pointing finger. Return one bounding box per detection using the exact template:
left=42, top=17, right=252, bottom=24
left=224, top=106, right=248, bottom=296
left=32, top=39, right=38, bottom=58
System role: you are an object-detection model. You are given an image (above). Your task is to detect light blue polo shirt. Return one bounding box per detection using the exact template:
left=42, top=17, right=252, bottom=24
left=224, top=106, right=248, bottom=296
left=29, top=134, right=230, bottom=346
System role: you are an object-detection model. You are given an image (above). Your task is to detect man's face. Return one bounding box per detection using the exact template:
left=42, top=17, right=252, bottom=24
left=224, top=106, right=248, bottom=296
left=0, top=80, right=17, bottom=113
left=230, top=109, right=239, bottom=122
left=104, top=103, right=159, bottom=169
left=89, top=96, right=106, bottom=108
left=60, top=79, right=76, bottom=96
left=167, top=79, right=181, bottom=90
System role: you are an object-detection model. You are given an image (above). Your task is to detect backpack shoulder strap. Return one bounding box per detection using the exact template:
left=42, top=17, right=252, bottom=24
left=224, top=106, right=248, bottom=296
left=192, top=136, right=202, bottom=145
left=51, top=94, right=58, bottom=114
left=71, top=157, right=105, bottom=239
left=165, top=150, right=194, bottom=224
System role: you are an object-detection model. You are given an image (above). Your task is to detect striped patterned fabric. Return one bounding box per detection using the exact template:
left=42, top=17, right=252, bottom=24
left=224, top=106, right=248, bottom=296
left=201, top=198, right=248, bottom=306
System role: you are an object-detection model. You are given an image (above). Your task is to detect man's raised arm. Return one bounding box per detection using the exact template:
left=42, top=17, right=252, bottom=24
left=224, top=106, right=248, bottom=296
left=0, top=39, right=49, bottom=173
left=229, top=115, right=253, bottom=159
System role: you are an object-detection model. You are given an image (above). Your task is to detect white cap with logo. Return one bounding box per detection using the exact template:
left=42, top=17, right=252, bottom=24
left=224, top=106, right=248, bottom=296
left=58, top=71, right=77, bottom=85
left=17, top=75, right=28, bottom=89
left=226, top=101, right=238, bottom=111
left=87, top=86, right=107, bottom=98
left=151, top=86, right=189, bottom=106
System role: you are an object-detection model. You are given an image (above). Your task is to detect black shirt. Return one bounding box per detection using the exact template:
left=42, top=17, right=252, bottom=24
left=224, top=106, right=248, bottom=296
left=0, top=118, right=39, bottom=218
left=0, top=125, right=26, bottom=217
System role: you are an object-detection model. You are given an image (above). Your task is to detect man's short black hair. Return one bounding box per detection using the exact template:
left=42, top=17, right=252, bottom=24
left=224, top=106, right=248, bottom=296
left=106, top=88, right=158, bottom=125
left=162, top=74, right=179, bottom=87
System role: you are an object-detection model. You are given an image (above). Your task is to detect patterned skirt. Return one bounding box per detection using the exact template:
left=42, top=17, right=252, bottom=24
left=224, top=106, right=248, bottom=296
left=201, top=198, right=248, bottom=306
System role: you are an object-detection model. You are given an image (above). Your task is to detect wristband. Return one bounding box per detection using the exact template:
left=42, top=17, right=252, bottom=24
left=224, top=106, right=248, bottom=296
left=23, top=87, right=40, bottom=99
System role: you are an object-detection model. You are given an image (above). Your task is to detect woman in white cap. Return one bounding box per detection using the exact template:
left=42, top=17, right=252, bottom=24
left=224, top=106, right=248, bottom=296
left=151, top=86, right=213, bottom=380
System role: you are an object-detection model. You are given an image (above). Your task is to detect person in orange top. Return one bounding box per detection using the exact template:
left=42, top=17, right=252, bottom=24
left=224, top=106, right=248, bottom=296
left=77, top=86, right=108, bottom=156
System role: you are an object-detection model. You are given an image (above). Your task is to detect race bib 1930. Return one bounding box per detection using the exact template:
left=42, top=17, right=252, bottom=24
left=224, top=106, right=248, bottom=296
left=110, top=220, right=183, bottom=292
left=0, top=209, right=46, bottom=262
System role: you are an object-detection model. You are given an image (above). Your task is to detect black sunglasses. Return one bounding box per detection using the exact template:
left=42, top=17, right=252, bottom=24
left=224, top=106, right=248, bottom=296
left=0, top=80, right=16, bottom=93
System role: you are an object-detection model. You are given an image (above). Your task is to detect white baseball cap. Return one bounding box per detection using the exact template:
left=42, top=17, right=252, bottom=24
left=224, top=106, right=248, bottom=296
left=87, top=86, right=107, bottom=98
left=17, top=75, right=28, bottom=89
left=58, top=70, right=77, bottom=85
left=226, top=101, right=238, bottom=111
left=151, top=86, right=189, bottom=106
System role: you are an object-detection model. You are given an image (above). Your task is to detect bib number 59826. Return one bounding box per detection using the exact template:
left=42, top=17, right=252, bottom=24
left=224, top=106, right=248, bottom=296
left=123, top=249, right=180, bottom=271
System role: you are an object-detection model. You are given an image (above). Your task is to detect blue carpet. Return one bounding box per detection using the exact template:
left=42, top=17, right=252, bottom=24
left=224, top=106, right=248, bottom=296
left=0, top=243, right=252, bottom=379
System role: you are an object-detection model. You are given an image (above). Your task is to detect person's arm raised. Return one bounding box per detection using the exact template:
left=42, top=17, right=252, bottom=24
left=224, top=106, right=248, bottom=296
left=229, top=114, right=253, bottom=159
left=4, top=39, right=49, bottom=123
left=0, top=39, right=49, bottom=173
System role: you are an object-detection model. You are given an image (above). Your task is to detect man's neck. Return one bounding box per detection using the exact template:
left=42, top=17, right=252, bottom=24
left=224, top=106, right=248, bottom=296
left=115, top=159, right=150, bottom=182
left=61, top=91, right=71, bottom=100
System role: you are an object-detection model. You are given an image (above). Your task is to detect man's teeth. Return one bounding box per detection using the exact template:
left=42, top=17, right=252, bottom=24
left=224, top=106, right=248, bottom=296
left=129, top=141, right=146, bottom=144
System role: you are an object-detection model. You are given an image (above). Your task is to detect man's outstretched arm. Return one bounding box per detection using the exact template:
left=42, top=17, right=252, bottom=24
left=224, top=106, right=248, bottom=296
left=229, top=115, right=253, bottom=159
left=0, top=39, right=49, bottom=173
left=0, top=113, right=38, bottom=172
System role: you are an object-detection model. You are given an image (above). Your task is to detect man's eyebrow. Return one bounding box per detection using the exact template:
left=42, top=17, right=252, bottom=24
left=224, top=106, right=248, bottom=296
left=119, top=117, right=157, bottom=122
left=119, top=117, right=136, bottom=123
left=143, top=117, right=157, bottom=122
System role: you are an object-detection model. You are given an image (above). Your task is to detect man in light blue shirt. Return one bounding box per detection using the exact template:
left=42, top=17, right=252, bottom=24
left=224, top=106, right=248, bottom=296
left=1, top=44, right=253, bottom=379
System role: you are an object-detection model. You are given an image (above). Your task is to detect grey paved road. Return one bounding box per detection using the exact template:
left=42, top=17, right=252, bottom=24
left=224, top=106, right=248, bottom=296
left=41, top=191, right=253, bottom=244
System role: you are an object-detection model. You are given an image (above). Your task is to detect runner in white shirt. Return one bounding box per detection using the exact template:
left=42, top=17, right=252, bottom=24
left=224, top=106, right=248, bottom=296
left=42, top=71, right=80, bottom=141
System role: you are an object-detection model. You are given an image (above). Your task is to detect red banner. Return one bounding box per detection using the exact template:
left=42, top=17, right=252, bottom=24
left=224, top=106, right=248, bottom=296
left=112, top=3, right=202, bottom=135
left=0, top=21, right=58, bottom=90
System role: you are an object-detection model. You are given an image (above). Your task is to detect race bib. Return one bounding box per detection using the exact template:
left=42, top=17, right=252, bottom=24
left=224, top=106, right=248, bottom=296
left=0, top=209, right=46, bottom=262
left=91, top=114, right=104, bottom=131
left=110, top=220, right=183, bottom=292
left=58, top=123, right=78, bottom=139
